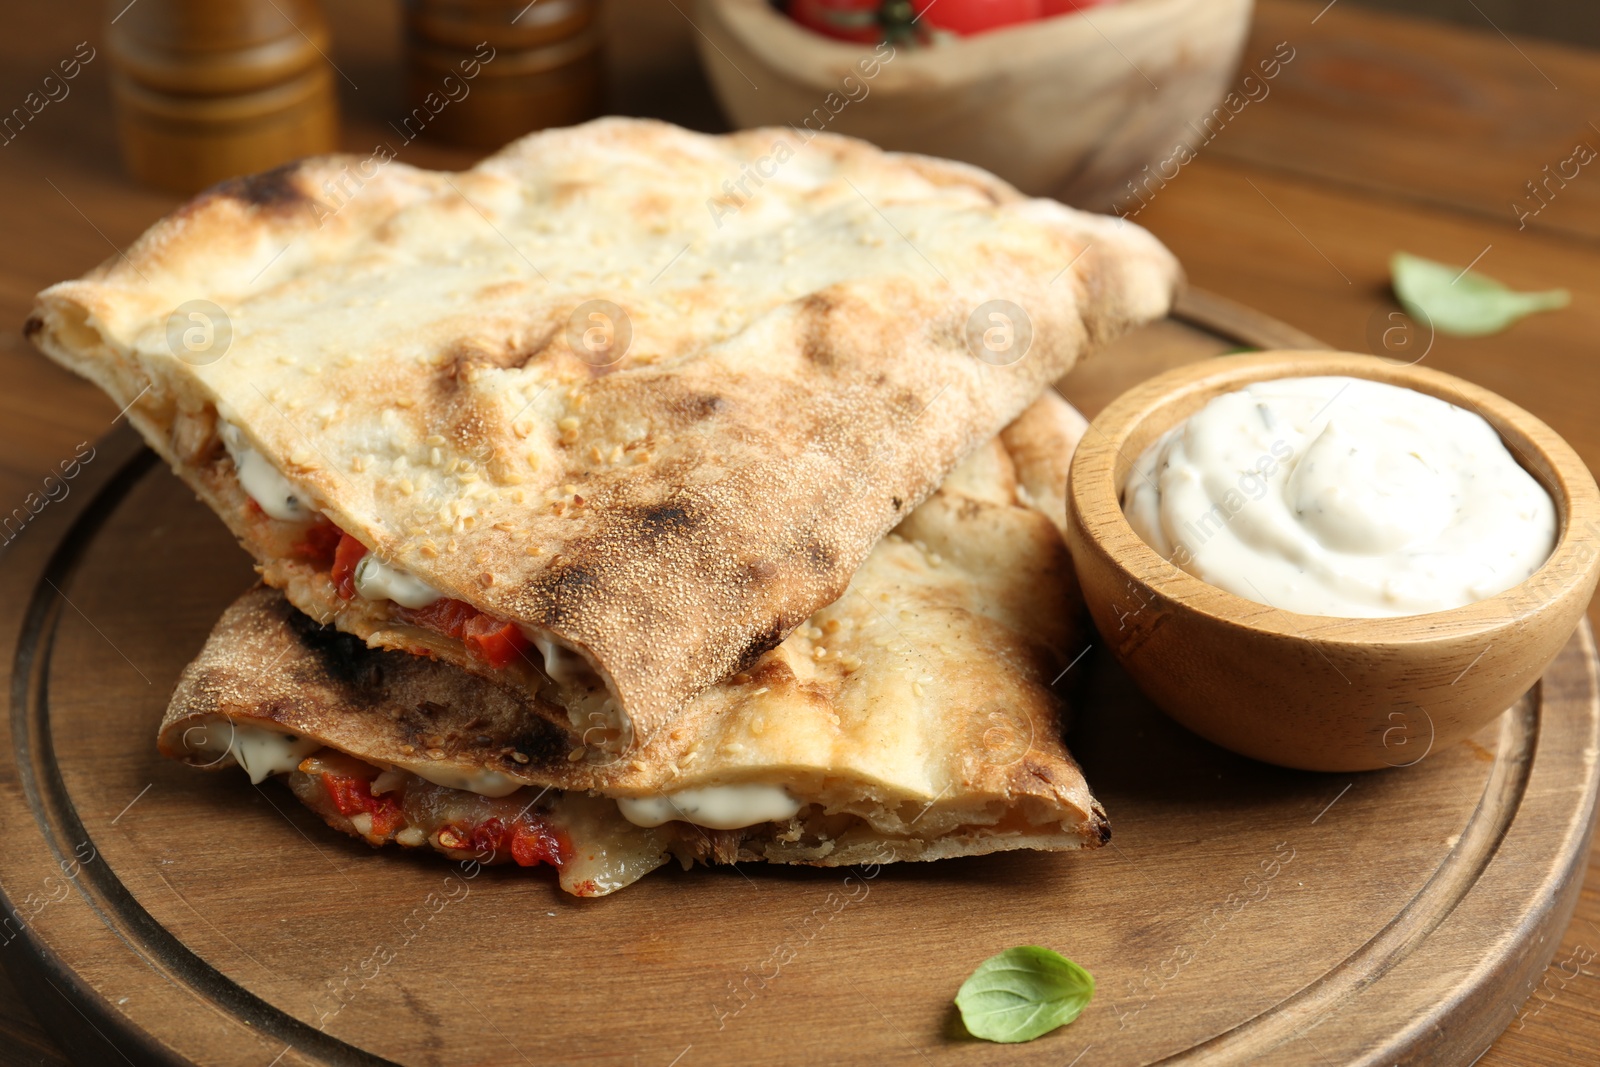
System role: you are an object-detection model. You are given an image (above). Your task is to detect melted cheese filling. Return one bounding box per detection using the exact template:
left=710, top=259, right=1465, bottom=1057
left=220, top=421, right=314, bottom=522
left=521, top=631, right=633, bottom=749
left=387, top=760, right=523, bottom=797
left=180, top=720, right=322, bottom=784
left=353, top=554, right=442, bottom=608
left=217, top=423, right=635, bottom=732
left=531, top=632, right=595, bottom=687
left=235, top=728, right=321, bottom=783
left=187, top=719, right=801, bottom=831
left=184, top=718, right=524, bottom=796
left=615, top=785, right=803, bottom=830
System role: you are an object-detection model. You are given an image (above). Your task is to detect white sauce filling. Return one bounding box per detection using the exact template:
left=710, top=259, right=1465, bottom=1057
left=218, top=420, right=448, bottom=611
left=185, top=719, right=522, bottom=795
left=616, top=784, right=803, bottom=830
left=219, top=422, right=314, bottom=522
left=388, top=760, right=524, bottom=797
left=1123, top=376, right=1557, bottom=618
left=232, top=728, right=323, bottom=784
left=188, top=720, right=804, bottom=836
left=353, top=554, right=442, bottom=608
left=531, top=633, right=593, bottom=687
left=181, top=720, right=322, bottom=784
left=521, top=631, right=635, bottom=750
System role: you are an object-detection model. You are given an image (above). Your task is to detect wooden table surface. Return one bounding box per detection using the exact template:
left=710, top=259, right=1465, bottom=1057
left=0, top=0, right=1596, bottom=1063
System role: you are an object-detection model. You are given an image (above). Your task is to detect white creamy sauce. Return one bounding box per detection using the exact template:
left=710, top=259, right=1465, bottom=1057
left=532, top=633, right=593, bottom=687
left=389, top=760, right=524, bottom=798
left=616, top=784, right=803, bottom=830
left=233, top=729, right=322, bottom=784
left=1123, top=376, right=1556, bottom=618
left=188, top=718, right=524, bottom=797
left=353, top=554, right=442, bottom=608
left=219, top=422, right=314, bottom=522
left=525, top=632, right=636, bottom=751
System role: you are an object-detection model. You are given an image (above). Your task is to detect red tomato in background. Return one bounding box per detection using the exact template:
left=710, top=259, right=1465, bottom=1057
left=1039, top=0, right=1121, bottom=14
left=910, top=0, right=1041, bottom=36
left=788, top=0, right=884, bottom=42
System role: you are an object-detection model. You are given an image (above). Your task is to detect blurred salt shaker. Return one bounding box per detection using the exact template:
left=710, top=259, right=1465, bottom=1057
left=402, top=0, right=603, bottom=148
left=106, top=0, right=339, bottom=194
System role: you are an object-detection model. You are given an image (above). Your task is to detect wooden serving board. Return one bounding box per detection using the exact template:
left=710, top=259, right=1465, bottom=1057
left=0, top=293, right=1593, bottom=1067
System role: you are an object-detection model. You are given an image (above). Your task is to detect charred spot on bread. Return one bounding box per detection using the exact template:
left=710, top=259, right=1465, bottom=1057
left=536, top=563, right=599, bottom=625
left=802, top=538, right=836, bottom=573
left=209, top=161, right=309, bottom=210
left=22, top=314, right=43, bottom=339
left=679, top=393, right=727, bottom=421
left=800, top=292, right=838, bottom=367
left=288, top=610, right=386, bottom=691
left=504, top=719, right=570, bottom=772
left=1091, top=805, right=1112, bottom=845
left=634, top=502, right=698, bottom=541
left=887, top=389, right=925, bottom=422
left=734, top=617, right=787, bottom=674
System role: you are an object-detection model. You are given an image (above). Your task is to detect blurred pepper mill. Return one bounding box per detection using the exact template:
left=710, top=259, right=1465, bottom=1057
left=105, top=0, right=339, bottom=194
left=403, top=0, right=602, bottom=148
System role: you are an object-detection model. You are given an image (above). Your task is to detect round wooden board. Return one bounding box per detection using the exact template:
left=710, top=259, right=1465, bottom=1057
left=0, top=292, right=1594, bottom=1067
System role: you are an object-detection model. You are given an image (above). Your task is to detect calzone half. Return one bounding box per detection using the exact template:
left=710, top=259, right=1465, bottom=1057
left=160, top=395, right=1108, bottom=896
left=32, top=117, right=1177, bottom=746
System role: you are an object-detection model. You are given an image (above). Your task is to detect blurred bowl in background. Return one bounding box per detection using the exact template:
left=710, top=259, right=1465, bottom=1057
left=692, top=0, right=1255, bottom=209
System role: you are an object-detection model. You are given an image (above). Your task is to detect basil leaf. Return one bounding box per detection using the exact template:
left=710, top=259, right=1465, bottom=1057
left=1391, top=252, right=1568, bottom=337
left=954, top=946, right=1094, bottom=1043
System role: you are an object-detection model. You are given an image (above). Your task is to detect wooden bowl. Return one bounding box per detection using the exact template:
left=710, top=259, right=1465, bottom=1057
left=691, top=0, right=1255, bottom=206
left=1065, top=351, right=1600, bottom=771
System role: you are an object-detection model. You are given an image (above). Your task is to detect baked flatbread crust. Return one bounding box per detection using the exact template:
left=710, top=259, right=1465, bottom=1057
left=160, top=395, right=1107, bottom=894
left=32, top=117, right=1177, bottom=740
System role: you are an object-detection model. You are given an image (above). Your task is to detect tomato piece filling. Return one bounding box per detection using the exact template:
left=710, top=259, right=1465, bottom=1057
left=292, top=518, right=342, bottom=565
left=395, top=594, right=531, bottom=670
left=330, top=531, right=368, bottom=599
left=320, top=772, right=405, bottom=838
left=322, top=525, right=528, bottom=669
left=437, top=815, right=571, bottom=868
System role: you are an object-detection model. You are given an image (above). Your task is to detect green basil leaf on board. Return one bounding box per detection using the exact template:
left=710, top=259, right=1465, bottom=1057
left=954, top=946, right=1094, bottom=1043
left=1391, top=252, right=1569, bottom=337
